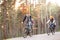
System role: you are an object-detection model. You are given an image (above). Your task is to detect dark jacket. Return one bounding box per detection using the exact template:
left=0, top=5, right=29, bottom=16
left=23, top=15, right=33, bottom=25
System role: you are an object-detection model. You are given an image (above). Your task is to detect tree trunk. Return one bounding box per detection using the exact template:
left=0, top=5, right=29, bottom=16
left=2, top=0, right=8, bottom=39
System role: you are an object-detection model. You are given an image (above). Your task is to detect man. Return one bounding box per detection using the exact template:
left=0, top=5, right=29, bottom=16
left=22, top=13, right=33, bottom=37
left=47, top=16, right=56, bottom=35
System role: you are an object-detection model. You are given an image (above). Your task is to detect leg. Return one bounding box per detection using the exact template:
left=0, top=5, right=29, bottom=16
left=51, top=27, right=54, bottom=35
left=53, top=27, right=55, bottom=33
left=29, top=29, right=32, bottom=37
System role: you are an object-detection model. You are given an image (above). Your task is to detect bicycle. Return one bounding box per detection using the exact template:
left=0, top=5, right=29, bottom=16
left=47, top=24, right=55, bottom=35
left=23, top=27, right=32, bottom=38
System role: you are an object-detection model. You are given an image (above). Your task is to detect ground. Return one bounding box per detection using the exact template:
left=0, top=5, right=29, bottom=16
left=6, top=32, right=60, bottom=40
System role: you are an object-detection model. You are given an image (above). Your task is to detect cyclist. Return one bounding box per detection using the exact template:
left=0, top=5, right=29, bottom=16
left=22, top=13, right=33, bottom=37
left=47, top=16, right=56, bottom=35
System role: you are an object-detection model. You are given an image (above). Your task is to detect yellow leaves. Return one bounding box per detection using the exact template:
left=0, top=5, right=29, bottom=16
left=19, top=4, right=30, bottom=14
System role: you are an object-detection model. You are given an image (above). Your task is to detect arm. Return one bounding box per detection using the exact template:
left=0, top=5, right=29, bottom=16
left=46, top=20, right=50, bottom=28
left=53, top=20, right=56, bottom=25
left=47, top=20, right=50, bottom=24
left=23, top=16, right=26, bottom=22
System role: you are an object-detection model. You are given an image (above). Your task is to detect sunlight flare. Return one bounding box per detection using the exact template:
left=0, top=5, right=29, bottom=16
left=15, top=0, right=25, bottom=11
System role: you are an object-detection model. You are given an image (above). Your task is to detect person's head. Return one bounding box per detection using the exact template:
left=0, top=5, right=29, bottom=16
left=50, top=16, right=54, bottom=19
left=50, top=16, right=54, bottom=22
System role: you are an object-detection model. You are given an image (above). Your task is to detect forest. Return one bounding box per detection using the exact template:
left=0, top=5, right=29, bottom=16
left=0, top=0, right=60, bottom=40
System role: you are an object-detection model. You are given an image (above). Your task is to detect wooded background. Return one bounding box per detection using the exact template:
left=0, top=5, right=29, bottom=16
left=0, top=0, right=60, bottom=40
